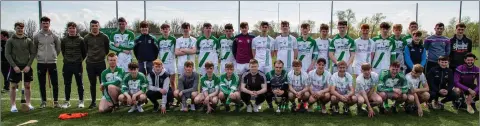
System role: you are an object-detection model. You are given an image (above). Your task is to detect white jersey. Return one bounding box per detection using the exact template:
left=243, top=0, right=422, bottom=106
left=315, top=38, right=331, bottom=70
left=252, top=35, right=275, bottom=66
left=274, top=35, right=297, bottom=71
left=355, top=72, right=379, bottom=93
left=353, top=38, right=374, bottom=75
left=330, top=72, right=353, bottom=95
left=176, top=36, right=197, bottom=65
left=287, top=70, right=309, bottom=92
left=196, top=35, right=220, bottom=69
left=406, top=73, right=427, bottom=90
left=297, top=36, right=318, bottom=72
left=372, top=36, right=396, bottom=71
left=308, top=70, right=331, bottom=92
left=219, top=35, right=235, bottom=62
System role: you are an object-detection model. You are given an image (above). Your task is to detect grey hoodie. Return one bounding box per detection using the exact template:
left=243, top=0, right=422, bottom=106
left=34, top=30, right=61, bottom=64
left=5, top=35, right=36, bottom=67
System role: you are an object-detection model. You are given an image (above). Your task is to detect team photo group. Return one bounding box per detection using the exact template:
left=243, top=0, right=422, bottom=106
left=2, top=15, right=479, bottom=118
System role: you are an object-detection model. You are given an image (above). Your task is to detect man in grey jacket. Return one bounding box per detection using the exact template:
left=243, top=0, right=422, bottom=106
left=424, top=22, right=450, bottom=73
left=34, top=16, right=61, bottom=108
left=173, top=60, right=199, bottom=112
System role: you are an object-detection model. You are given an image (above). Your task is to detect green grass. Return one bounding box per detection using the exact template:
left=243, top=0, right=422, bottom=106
left=1, top=51, right=480, bottom=126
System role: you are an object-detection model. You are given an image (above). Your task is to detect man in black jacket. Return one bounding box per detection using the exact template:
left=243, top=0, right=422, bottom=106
left=133, top=21, right=159, bottom=76
left=1, top=31, right=10, bottom=93
left=449, top=23, right=472, bottom=70
left=427, top=56, right=457, bottom=110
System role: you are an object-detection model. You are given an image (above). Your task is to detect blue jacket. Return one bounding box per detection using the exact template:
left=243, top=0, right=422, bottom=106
left=133, top=34, right=158, bottom=62
left=404, top=42, right=426, bottom=70
left=424, top=35, right=450, bottom=62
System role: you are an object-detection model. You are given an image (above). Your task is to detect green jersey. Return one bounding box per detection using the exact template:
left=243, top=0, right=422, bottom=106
left=101, top=67, right=125, bottom=87
left=196, top=35, right=220, bottom=68
left=296, top=36, right=318, bottom=71
left=157, top=35, right=176, bottom=64
left=121, top=72, right=148, bottom=94
left=218, top=35, right=235, bottom=61
left=219, top=73, right=239, bottom=94
left=109, top=29, right=135, bottom=53
left=329, top=34, right=356, bottom=62
left=378, top=70, right=408, bottom=93
left=372, top=35, right=396, bottom=70
left=200, top=74, right=221, bottom=94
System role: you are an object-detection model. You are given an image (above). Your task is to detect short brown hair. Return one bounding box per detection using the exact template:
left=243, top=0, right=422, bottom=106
left=260, top=21, right=269, bottom=27
left=301, top=23, right=310, bottom=29
left=320, top=24, right=329, bottom=31
left=118, top=17, right=126, bottom=23
left=128, top=62, right=139, bottom=70
left=161, top=23, right=170, bottom=29
left=224, top=23, right=233, bottom=30
left=360, top=24, right=369, bottom=30
left=337, top=61, right=347, bottom=67
left=390, top=61, right=401, bottom=67
left=412, top=64, right=424, bottom=73
left=409, top=21, right=418, bottom=27
left=40, top=16, right=51, bottom=23
left=435, top=22, right=445, bottom=28
left=380, top=22, right=391, bottom=29
left=140, top=21, right=149, bottom=28
left=249, top=59, right=258, bottom=65
left=203, top=22, right=212, bottom=28
left=274, top=60, right=284, bottom=66
left=438, top=56, right=449, bottom=61
left=184, top=60, right=194, bottom=68
left=181, top=22, right=190, bottom=29
left=225, top=62, right=234, bottom=69
left=292, top=60, right=302, bottom=67
left=204, top=61, right=214, bottom=68
left=67, top=22, right=77, bottom=28
left=456, top=23, right=466, bottom=29
left=361, top=63, right=372, bottom=71
left=240, top=22, right=248, bottom=29
left=107, top=52, right=117, bottom=58
left=317, top=58, right=326, bottom=65
left=153, top=59, right=163, bottom=66
left=412, top=30, right=422, bottom=37
left=338, top=20, right=347, bottom=26
left=14, top=22, right=25, bottom=28
left=393, top=24, right=402, bottom=30
left=281, top=21, right=289, bottom=26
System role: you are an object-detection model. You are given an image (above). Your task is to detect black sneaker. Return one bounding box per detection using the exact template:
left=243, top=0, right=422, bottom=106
left=391, top=106, right=397, bottom=114
left=88, top=103, right=97, bottom=109
left=290, top=104, right=297, bottom=112
left=235, top=104, right=241, bottom=112
left=225, top=104, right=231, bottom=112
left=471, top=103, right=478, bottom=112
left=332, top=105, right=339, bottom=115
left=427, top=103, right=434, bottom=110
left=379, top=106, right=386, bottom=114
left=438, top=102, right=445, bottom=110
left=343, top=106, right=350, bottom=115
left=153, top=104, right=159, bottom=112
left=405, top=105, right=413, bottom=114
left=268, top=102, right=274, bottom=109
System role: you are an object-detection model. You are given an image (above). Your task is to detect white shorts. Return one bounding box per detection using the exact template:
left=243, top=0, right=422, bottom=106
left=353, top=64, right=362, bottom=75
left=258, top=62, right=272, bottom=73
left=164, top=62, right=176, bottom=75
left=117, top=52, right=132, bottom=72
left=235, top=63, right=249, bottom=75
left=220, top=60, right=236, bottom=74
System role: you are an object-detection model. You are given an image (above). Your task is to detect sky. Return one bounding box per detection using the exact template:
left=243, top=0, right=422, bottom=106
left=1, top=1, right=478, bottom=35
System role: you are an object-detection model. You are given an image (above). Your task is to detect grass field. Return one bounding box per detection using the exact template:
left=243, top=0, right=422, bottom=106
left=1, top=50, right=480, bottom=126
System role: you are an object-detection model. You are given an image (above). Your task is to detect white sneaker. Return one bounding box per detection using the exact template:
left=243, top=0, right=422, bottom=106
left=276, top=106, right=281, bottom=113
left=247, top=105, right=253, bottom=113
left=128, top=105, right=137, bottom=113
left=78, top=101, right=85, bottom=108
left=253, top=104, right=259, bottom=112
left=190, top=104, right=196, bottom=111
left=28, top=104, right=34, bottom=110
left=62, top=102, right=71, bottom=109
left=258, top=105, right=262, bottom=110
left=137, top=105, right=144, bottom=113
left=11, top=105, right=18, bottom=113
left=181, top=104, right=187, bottom=111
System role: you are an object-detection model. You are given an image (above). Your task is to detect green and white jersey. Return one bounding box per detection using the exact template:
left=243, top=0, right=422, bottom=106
left=372, top=35, right=396, bottom=70
left=330, top=72, right=353, bottom=95
left=157, top=35, right=176, bottom=64
left=252, top=35, right=275, bottom=66
left=101, top=67, right=125, bottom=87
left=329, top=34, right=356, bottom=63
left=121, top=72, right=148, bottom=94
left=390, top=35, right=408, bottom=67
left=378, top=70, right=408, bottom=93
left=403, top=34, right=413, bottom=45
left=196, top=35, right=220, bottom=68
left=219, top=73, right=239, bottom=94
left=176, top=36, right=197, bottom=65
left=296, top=36, right=318, bottom=71
left=109, top=30, right=135, bottom=53
left=315, top=37, right=331, bottom=70
left=274, top=34, right=297, bottom=70
left=355, top=72, right=379, bottom=93
left=200, top=74, right=221, bottom=94
left=287, top=70, right=309, bottom=92
left=308, top=70, right=331, bottom=92
left=218, top=35, right=235, bottom=62
left=405, top=72, right=427, bottom=90
left=353, top=38, right=374, bottom=67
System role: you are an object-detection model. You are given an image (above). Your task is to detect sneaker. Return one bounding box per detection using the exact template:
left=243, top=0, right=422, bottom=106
left=11, top=106, right=18, bottom=113
left=391, top=106, right=398, bottom=114
left=53, top=101, right=61, bottom=108
left=253, top=104, right=259, bottom=112
left=257, top=105, right=262, bottom=110
left=246, top=104, right=253, bottom=113
left=190, top=104, right=196, bottom=111
left=332, top=105, right=339, bottom=114
left=379, top=106, right=386, bottom=114
left=471, top=103, right=478, bottom=112
left=88, top=103, right=97, bottom=109
left=321, top=105, right=327, bottom=114
left=315, top=104, right=322, bottom=112
left=180, top=104, right=187, bottom=112
left=40, top=101, right=47, bottom=108
left=438, top=102, right=445, bottom=110
left=343, top=106, right=350, bottom=115
left=28, top=104, right=34, bottom=110
left=235, top=104, right=242, bottom=112
left=62, top=102, right=71, bottom=109
left=276, top=106, right=281, bottom=113
left=78, top=101, right=85, bottom=108
left=268, top=103, right=274, bottom=109
left=225, top=105, right=231, bottom=112
left=128, top=105, right=137, bottom=113
left=405, top=105, right=413, bottom=114
left=137, top=105, right=144, bottom=112
left=467, top=104, right=475, bottom=114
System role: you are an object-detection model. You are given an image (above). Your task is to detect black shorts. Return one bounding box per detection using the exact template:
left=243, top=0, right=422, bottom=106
left=8, top=66, right=33, bottom=83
